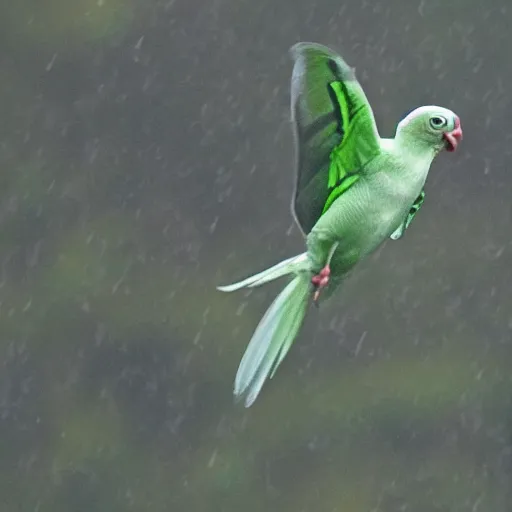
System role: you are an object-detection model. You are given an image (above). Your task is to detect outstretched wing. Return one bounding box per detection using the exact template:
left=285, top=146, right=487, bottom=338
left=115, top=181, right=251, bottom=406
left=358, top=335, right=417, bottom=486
left=390, top=190, right=425, bottom=240
left=290, top=42, right=381, bottom=235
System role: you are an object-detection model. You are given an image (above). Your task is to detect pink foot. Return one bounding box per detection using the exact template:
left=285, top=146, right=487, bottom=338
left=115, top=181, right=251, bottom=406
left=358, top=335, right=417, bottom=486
left=311, top=265, right=330, bottom=304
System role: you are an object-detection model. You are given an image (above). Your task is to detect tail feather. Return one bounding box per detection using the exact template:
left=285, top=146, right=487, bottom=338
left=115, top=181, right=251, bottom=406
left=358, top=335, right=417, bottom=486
left=233, top=275, right=310, bottom=407
left=217, top=253, right=308, bottom=292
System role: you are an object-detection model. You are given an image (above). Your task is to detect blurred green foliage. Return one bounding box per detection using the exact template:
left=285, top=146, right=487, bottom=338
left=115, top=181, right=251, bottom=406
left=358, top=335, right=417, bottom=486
left=1, top=0, right=512, bottom=511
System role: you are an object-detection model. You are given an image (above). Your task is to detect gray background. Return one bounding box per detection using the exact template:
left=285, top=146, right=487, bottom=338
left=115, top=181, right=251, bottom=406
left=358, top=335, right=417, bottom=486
left=1, top=0, right=511, bottom=510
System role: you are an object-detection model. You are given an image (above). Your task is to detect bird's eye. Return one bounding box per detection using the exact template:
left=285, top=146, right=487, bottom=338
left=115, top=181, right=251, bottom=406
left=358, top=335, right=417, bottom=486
left=429, top=116, right=448, bottom=129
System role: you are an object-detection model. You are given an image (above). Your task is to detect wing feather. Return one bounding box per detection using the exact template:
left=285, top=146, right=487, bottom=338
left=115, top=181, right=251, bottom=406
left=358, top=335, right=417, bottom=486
left=290, top=42, right=381, bottom=235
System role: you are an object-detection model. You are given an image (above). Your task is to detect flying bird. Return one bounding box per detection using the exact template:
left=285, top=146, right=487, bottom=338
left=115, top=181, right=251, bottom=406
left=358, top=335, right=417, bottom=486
left=218, top=42, right=463, bottom=407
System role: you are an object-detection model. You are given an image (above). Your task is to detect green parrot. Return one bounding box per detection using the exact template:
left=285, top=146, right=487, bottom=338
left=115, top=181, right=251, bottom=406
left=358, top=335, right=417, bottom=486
left=218, top=42, right=463, bottom=407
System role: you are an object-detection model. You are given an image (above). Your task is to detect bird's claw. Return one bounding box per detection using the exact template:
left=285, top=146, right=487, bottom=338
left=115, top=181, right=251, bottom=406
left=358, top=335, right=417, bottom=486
left=311, top=265, right=330, bottom=306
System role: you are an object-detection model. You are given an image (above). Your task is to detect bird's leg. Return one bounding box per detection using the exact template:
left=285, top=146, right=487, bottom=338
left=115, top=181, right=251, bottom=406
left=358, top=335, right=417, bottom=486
left=311, top=242, right=339, bottom=305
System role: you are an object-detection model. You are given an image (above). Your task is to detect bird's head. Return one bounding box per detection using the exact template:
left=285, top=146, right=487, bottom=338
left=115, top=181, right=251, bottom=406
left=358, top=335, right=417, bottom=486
left=396, top=106, right=463, bottom=154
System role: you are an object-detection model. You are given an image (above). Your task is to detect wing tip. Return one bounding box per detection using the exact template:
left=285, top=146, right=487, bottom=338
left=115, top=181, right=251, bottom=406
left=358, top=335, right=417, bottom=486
left=290, top=41, right=334, bottom=56
left=290, top=41, right=344, bottom=62
left=289, top=42, right=355, bottom=81
left=290, top=42, right=321, bottom=64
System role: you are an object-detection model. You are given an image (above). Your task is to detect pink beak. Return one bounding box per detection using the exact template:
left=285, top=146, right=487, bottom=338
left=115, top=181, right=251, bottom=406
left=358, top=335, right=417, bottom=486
left=443, top=116, right=463, bottom=152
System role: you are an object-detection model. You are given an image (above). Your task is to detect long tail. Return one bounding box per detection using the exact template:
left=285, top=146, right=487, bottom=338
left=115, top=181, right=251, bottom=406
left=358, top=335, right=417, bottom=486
left=218, top=254, right=311, bottom=407
left=217, top=253, right=309, bottom=292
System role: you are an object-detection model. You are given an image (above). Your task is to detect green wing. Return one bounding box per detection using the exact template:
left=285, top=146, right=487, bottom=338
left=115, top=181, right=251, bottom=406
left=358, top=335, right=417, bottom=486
left=390, top=191, right=425, bottom=240
left=290, top=42, right=381, bottom=235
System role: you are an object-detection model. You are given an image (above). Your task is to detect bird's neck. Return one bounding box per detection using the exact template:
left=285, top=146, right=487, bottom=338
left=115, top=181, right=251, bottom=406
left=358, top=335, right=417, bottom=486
left=377, top=137, right=435, bottom=184
left=391, top=134, right=437, bottom=169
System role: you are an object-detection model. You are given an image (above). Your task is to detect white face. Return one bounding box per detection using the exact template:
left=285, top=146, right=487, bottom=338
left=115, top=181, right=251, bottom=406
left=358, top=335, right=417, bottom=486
left=397, top=105, right=463, bottom=152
